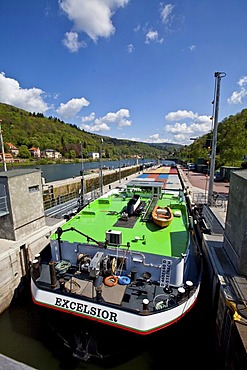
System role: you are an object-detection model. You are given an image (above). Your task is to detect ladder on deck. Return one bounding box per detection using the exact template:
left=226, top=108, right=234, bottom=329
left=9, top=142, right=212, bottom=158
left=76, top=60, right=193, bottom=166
left=142, top=196, right=158, bottom=222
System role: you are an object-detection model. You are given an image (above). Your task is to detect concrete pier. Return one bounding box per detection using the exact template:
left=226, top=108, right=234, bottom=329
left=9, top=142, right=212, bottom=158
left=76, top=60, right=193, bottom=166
left=179, top=167, right=247, bottom=368
left=0, top=354, right=36, bottom=369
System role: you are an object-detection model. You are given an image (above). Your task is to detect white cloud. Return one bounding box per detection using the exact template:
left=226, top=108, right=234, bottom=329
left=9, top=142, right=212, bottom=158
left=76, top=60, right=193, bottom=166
left=165, top=122, right=191, bottom=134
left=59, top=0, right=130, bottom=47
left=159, top=3, right=184, bottom=33
left=149, top=133, right=159, bottom=140
left=160, top=3, right=175, bottom=24
left=145, top=30, right=164, bottom=44
left=173, top=133, right=189, bottom=143
left=121, top=109, right=211, bottom=145
left=0, top=72, right=50, bottom=113
left=82, top=122, right=110, bottom=132
left=227, top=75, right=247, bottom=104
left=144, top=133, right=170, bottom=143
left=81, top=108, right=132, bottom=132
left=134, top=24, right=141, bottom=32
left=227, top=76, right=247, bottom=104
left=126, top=43, right=135, bottom=53
left=62, top=31, right=87, bottom=52
left=238, top=75, right=247, bottom=87
left=56, top=97, right=90, bottom=119
left=189, top=45, right=196, bottom=51
left=165, top=110, right=198, bottom=121
left=81, top=112, right=95, bottom=122
left=163, top=110, right=212, bottom=144
left=227, top=89, right=247, bottom=104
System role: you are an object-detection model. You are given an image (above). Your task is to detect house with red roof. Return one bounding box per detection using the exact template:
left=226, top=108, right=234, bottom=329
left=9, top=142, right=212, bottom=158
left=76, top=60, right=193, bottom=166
left=6, top=143, right=19, bottom=157
left=29, top=147, right=41, bottom=158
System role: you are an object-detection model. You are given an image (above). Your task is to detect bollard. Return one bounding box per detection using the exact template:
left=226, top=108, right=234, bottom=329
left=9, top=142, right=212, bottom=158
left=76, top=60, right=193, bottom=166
left=95, top=286, right=102, bottom=301
left=142, top=298, right=149, bottom=313
left=186, top=280, right=193, bottom=297
left=177, top=286, right=185, bottom=301
left=32, top=259, right=40, bottom=279
left=49, top=261, right=58, bottom=288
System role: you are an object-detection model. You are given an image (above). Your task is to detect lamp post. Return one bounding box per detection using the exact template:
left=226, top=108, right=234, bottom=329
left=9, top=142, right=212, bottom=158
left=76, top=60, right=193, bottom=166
left=79, top=141, right=85, bottom=209
left=207, top=72, right=226, bottom=206
left=189, top=137, right=197, bottom=175
left=205, top=173, right=209, bottom=202
left=99, top=138, right=103, bottom=195
left=0, top=119, right=7, bottom=172
left=119, top=153, right=121, bottom=183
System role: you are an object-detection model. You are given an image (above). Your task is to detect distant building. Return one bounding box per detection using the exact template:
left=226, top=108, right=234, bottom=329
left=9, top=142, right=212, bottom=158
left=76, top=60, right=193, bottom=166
left=29, top=147, right=41, bottom=158
left=2, top=153, right=14, bottom=163
left=41, top=149, right=62, bottom=159
left=88, top=152, right=99, bottom=160
left=6, top=143, right=19, bottom=157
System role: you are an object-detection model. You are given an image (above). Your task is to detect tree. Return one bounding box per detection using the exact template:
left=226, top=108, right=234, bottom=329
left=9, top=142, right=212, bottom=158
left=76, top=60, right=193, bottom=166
left=69, top=150, right=76, bottom=159
left=18, top=145, right=31, bottom=158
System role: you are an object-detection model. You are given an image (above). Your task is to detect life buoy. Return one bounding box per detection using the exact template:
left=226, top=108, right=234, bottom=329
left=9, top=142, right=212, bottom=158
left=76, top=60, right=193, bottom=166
left=118, top=276, right=131, bottom=285
left=104, top=275, right=118, bottom=287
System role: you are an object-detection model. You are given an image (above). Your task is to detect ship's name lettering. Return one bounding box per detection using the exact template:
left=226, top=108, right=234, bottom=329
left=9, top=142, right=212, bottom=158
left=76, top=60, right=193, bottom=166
left=54, top=297, right=118, bottom=322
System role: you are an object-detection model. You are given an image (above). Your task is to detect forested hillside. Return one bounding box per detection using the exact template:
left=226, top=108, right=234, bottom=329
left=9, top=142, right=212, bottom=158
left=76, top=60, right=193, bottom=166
left=0, top=103, right=179, bottom=160
left=0, top=103, right=246, bottom=167
left=177, top=108, right=247, bottom=168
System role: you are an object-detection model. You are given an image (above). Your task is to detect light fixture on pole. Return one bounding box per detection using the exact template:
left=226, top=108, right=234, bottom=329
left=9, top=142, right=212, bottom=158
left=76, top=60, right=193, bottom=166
left=0, top=119, right=7, bottom=172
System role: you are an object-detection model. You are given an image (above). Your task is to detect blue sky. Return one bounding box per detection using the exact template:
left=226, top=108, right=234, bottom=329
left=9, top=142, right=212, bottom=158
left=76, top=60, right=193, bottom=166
left=0, top=0, right=247, bottom=145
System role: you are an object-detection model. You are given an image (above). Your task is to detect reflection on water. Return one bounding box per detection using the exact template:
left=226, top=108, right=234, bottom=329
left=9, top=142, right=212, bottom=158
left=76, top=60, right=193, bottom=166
left=0, top=278, right=221, bottom=370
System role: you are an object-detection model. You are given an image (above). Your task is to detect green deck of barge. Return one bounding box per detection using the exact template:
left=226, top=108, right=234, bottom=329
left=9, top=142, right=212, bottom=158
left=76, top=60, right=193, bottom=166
left=51, top=191, right=189, bottom=258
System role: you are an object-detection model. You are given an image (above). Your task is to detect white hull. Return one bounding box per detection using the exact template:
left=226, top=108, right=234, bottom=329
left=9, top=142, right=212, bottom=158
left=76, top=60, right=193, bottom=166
left=31, top=279, right=201, bottom=334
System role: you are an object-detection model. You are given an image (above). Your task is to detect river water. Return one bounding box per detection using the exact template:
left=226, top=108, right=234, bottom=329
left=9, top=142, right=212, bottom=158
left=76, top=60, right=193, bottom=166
left=1, top=159, right=156, bottom=183
left=0, top=279, right=221, bottom=370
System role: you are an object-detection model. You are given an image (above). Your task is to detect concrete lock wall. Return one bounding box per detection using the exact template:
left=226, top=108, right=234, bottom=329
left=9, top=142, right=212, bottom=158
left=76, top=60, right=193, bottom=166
left=0, top=220, right=66, bottom=315
left=43, top=166, right=140, bottom=203
left=223, top=170, right=247, bottom=276
left=0, top=244, right=29, bottom=313
left=0, top=169, right=46, bottom=241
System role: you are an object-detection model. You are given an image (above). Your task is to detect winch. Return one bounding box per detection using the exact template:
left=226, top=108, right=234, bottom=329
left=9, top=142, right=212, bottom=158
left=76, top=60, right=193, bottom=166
left=89, top=252, right=104, bottom=278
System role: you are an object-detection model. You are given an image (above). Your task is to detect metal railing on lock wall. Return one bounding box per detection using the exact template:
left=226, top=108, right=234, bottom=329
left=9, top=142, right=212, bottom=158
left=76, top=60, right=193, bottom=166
left=43, top=190, right=80, bottom=210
